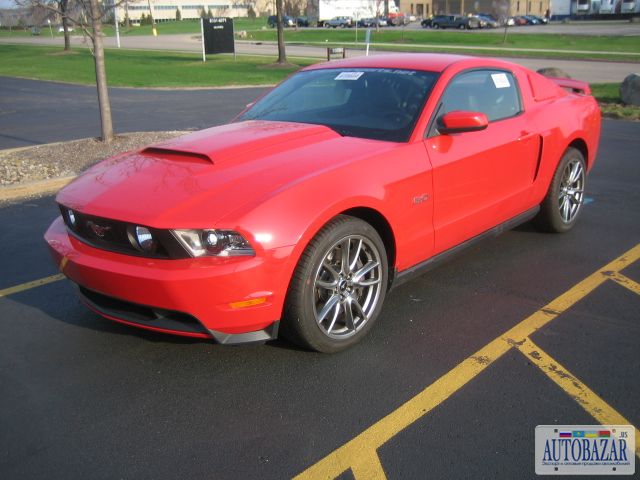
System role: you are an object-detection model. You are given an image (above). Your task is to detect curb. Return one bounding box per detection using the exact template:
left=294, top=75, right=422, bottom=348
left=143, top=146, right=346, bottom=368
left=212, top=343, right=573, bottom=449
left=0, top=131, right=190, bottom=203
left=0, top=176, right=75, bottom=203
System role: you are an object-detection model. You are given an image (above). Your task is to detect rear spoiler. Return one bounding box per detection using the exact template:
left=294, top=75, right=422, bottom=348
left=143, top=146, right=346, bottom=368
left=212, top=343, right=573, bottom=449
left=549, top=77, right=591, bottom=95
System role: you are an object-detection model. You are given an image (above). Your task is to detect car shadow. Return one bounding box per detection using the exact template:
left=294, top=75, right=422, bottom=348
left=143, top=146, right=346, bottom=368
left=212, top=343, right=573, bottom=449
left=6, top=281, right=306, bottom=351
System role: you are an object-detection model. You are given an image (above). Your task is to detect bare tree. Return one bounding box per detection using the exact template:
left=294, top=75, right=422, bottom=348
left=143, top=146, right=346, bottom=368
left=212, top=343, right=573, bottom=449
left=19, top=0, right=117, bottom=142
left=275, top=0, right=287, bottom=64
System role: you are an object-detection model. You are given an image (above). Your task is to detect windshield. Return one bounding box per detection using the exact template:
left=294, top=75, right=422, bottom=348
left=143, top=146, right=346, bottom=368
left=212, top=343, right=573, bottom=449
left=239, top=68, right=438, bottom=142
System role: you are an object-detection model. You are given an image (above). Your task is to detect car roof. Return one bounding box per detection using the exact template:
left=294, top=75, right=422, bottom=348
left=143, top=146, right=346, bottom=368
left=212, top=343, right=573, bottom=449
left=303, top=53, right=489, bottom=74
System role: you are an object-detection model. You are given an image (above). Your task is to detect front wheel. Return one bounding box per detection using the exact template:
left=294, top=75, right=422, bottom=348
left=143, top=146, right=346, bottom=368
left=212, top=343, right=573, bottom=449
left=534, top=147, right=587, bottom=233
left=282, top=216, right=388, bottom=353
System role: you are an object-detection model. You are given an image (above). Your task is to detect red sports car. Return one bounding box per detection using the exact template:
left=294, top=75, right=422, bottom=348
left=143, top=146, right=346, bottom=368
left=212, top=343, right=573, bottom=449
left=44, top=54, right=601, bottom=352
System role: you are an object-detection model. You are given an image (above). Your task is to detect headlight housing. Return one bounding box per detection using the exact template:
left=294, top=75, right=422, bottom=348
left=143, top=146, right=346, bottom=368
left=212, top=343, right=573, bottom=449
left=172, top=229, right=255, bottom=257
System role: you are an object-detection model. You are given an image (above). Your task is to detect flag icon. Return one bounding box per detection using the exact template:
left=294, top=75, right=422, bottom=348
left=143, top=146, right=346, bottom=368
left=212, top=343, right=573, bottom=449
left=559, top=432, right=572, bottom=438
left=598, top=430, right=611, bottom=438
left=573, top=431, right=585, bottom=438
left=585, top=431, right=598, bottom=438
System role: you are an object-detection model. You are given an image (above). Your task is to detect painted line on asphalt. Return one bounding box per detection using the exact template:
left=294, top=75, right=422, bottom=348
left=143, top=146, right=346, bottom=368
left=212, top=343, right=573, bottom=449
left=516, top=337, right=640, bottom=459
left=294, top=243, right=640, bottom=480
left=0, top=274, right=65, bottom=298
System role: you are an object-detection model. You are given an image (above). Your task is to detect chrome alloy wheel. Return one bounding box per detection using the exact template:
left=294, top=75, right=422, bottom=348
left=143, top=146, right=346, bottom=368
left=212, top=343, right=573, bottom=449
left=312, top=235, right=383, bottom=339
left=558, top=159, right=585, bottom=223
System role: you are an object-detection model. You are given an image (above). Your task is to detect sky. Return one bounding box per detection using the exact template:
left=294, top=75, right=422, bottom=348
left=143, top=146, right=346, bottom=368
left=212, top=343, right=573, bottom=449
left=0, top=0, right=16, bottom=8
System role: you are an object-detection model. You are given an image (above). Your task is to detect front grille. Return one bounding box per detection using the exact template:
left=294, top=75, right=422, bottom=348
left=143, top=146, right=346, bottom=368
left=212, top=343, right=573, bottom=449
left=59, top=205, right=188, bottom=259
left=79, top=286, right=211, bottom=336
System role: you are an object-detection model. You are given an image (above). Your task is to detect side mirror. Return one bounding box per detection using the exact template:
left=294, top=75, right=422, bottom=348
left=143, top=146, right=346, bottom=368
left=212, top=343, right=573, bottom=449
left=438, top=111, right=489, bottom=135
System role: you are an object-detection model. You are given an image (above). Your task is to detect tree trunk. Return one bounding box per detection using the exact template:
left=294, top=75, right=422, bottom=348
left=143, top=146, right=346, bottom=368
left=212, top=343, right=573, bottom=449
left=61, top=0, right=70, bottom=51
left=276, top=0, right=287, bottom=64
left=89, top=0, right=114, bottom=143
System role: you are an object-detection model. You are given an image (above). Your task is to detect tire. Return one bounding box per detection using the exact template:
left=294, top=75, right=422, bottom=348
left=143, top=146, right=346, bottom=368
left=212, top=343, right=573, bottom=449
left=534, top=147, right=587, bottom=233
left=433, top=23, right=439, bottom=29
left=459, top=23, right=466, bottom=29
left=282, top=215, right=388, bottom=353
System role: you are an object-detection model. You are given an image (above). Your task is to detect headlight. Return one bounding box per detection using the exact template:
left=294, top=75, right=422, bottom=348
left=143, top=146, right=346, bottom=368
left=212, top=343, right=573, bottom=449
left=135, top=226, right=155, bottom=252
left=66, top=209, right=77, bottom=229
left=172, top=229, right=255, bottom=257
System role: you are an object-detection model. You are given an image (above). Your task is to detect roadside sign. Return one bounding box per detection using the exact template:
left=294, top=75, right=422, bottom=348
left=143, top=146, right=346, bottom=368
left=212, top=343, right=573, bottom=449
left=201, top=17, right=235, bottom=61
left=365, top=28, right=371, bottom=56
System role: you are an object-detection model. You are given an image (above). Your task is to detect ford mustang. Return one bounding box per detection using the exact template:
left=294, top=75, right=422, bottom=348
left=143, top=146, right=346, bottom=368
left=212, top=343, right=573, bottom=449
left=44, top=54, right=601, bottom=352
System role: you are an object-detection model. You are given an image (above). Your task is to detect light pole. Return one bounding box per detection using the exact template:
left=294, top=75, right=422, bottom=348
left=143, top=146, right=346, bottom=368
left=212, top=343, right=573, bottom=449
left=47, top=18, right=53, bottom=38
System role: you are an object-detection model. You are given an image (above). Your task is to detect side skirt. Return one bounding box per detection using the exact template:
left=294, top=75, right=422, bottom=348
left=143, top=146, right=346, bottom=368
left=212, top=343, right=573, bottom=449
left=391, top=206, right=540, bottom=290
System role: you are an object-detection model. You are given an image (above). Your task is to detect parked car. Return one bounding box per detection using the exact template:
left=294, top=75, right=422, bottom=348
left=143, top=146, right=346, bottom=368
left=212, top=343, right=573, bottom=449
left=477, top=15, right=499, bottom=28
left=325, top=16, right=352, bottom=28
left=429, top=14, right=480, bottom=29
left=505, top=16, right=516, bottom=26
left=513, top=16, right=529, bottom=25
left=421, top=16, right=433, bottom=27
left=296, top=16, right=311, bottom=27
left=267, top=15, right=295, bottom=27
left=385, top=13, right=409, bottom=26
left=358, top=17, right=387, bottom=27
left=531, top=15, right=549, bottom=24
left=57, top=25, right=75, bottom=33
left=45, top=54, right=601, bottom=352
left=523, top=15, right=542, bottom=24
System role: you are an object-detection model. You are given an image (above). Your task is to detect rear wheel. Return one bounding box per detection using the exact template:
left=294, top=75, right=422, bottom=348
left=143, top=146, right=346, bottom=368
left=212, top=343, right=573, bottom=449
left=534, top=147, right=586, bottom=233
left=282, top=216, right=388, bottom=353
left=433, top=23, right=440, bottom=29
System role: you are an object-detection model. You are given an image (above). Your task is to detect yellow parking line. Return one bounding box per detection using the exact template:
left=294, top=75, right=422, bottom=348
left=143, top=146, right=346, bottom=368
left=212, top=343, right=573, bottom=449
left=0, top=274, right=65, bottom=298
left=608, top=272, right=640, bottom=296
left=295, top=243, right=640, bottom=480
left=515, top=337, right=640, bottom=459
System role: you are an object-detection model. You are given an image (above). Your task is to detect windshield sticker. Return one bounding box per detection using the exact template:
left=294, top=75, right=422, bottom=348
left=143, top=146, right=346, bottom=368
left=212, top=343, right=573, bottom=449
left=491, top=73, right=511, bottom=89
left=335, top=72, right=365, bottom=81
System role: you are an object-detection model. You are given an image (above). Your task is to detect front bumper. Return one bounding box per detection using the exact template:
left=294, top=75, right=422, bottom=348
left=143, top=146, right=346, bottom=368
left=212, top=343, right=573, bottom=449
left=44, top=217, right=293, bottom=342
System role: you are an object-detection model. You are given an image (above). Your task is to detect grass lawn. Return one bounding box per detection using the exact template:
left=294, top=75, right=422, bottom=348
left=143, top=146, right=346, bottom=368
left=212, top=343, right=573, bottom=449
left=0, top=44, right=312, bottom=87
left=591, top=83, right=640, bottom=121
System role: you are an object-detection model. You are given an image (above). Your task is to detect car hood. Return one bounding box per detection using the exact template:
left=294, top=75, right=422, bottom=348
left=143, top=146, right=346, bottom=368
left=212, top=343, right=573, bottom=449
left=57, top=120, right=396, bottom=228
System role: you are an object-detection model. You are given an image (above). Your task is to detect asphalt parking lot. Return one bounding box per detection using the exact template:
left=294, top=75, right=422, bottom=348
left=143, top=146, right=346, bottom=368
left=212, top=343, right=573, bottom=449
left=1, top=112, right=639, bottom=478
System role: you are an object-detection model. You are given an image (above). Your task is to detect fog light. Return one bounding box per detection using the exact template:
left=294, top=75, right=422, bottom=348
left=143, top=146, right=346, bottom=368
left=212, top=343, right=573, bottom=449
left=135, top=226, right=155, bottom=252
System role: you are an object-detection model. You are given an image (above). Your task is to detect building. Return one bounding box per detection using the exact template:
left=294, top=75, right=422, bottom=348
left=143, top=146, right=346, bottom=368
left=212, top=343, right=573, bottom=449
left=114, top=0, right=259, bottom=23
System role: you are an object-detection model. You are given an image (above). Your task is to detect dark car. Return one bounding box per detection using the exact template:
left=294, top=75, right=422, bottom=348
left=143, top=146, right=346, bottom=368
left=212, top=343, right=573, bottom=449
left=421, top=17, right=433, bottom=27
left=429, top=14, right=480, bottom=29
left=296, top=16, right=311, bottom=27
left=267, top=15, right=295, bottom=27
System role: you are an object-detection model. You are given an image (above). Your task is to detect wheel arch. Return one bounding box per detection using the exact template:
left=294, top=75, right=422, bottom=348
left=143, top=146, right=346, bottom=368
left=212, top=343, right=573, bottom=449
left=568, top=138, right=590, bottom=168
left=341, top=207, right=397, bottom=286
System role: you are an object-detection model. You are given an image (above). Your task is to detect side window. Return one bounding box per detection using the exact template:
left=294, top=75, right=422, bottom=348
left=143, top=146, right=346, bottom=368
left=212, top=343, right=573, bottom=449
left=433, top=69, right=522, bottom=133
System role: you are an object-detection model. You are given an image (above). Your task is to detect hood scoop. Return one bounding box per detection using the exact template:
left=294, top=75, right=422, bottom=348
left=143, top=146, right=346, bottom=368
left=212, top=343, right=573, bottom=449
left=141, top=146, right=213, bottom=164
